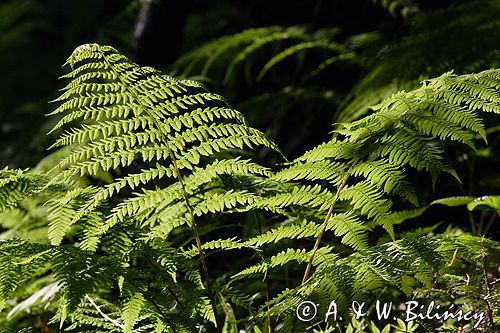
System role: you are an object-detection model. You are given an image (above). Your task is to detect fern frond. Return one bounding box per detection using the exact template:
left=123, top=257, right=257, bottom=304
left=351, top=159, right=418, bottom=205
left=272, top=160, right=344, bottom=184
left=371, top=129, right=451, bottom=182
left=47, top=186, right=99, bottom=245
left=0, top=169, right=46, bottom=211
left=257, top=40, right=341, bottom=81
left=172, top=26, right=287, bottom=77
left=294, top=139, right=362, bottom=163
left=339, top=181, right=394, bottom=238
left=122, top=291, right=146, bottom=333
left=0, top=240, right=53, bottom=302
left=180, top=237, right=248, bottom=259
left=251, top=184, right=335, bottom=212
left=192, top=190, right=258, bottom=216
left=47, top=43, right=279, bottom=250
left=326, top=212, right=370, bottom=251
left=222, top=27, right=310, bottom=84
left=246, top=219, right=320, bottom=247
left=232, top=247, right=335, bottom=280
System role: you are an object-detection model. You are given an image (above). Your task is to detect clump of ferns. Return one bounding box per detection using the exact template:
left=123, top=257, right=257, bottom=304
left=240, top=69, right=500, bottom=329
left=0, top=42, right=499, bottom=332
left=171, top=26, right=360, bottom=85
left=3, top=44, right=283, bottom=331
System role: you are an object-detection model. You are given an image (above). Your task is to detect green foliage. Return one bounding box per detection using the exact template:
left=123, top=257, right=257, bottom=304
left=0, top=6, right=499, bottom=332
left=172, top=26, right=353, bottom=85
left=338, top=0, right=500, bottom=123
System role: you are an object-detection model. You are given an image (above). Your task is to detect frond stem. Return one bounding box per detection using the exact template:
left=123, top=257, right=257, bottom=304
left=143, top=106, right=222, bottom=333
left=301, top=174, right=349, bottom=284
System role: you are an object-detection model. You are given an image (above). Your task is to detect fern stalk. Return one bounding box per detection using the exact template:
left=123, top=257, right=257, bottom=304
left=301, top=173, right=350, bottom=284
left=85, top=295, right=124, bottom=330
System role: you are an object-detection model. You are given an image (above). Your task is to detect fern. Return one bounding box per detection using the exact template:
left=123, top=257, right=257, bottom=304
left=337, top=0, right=500, bottom=123
left=238, top=68, right=500, bottom=330
left=46, top=44, right=280, bottom=249
left=172, top=25, right=357, bottom=87
left=0, top=43, right=283, bottom=332
left=0, top=43, right=499, bottom=332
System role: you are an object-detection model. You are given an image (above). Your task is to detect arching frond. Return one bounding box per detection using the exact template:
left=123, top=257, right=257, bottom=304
left=45, top=43, right=279, bottom=250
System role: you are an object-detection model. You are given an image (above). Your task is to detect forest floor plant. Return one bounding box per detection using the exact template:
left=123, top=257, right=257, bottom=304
left=0, top=44, right=499, bottom=333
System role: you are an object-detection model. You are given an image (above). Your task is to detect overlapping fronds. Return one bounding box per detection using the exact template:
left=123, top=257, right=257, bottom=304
left=0, top=168, right=47, bottom=211
left=0, top=42, right=499, bottom=332
left=172, top=25, right=356, bottom=85
left=338, top=0, right=500, bottom=123
left=249, top=69, right=500, bottom=258
left=265, top=234, right=499, bottom=330
left=0, top=239, right=122, bottom=315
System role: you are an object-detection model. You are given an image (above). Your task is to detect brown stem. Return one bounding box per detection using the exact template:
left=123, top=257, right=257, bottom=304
left=302, top=177, right=349, bottom=284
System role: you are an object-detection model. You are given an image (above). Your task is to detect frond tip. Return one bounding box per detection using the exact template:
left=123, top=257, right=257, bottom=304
left=48, top=43, right=281, bottom=250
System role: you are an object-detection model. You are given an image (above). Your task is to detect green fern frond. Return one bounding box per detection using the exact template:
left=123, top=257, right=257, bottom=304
left=272, top=160, right=344, bottom=184
left=223, top=27, right=311, bottom=84
left=47, top=186, right=99, bottom=245
left=122, top=291, right=146, bottom=333
left=61, top=296, right=123, bottom=332
left=192, top=190, right=258, bottom=216
left=310, top=52, right=357, bottom=78
left=371, top=129, right=452, bottom=182
left=46, top=43, right=279, bottom=250
left=172, top=25, right=356, bottom=87
left=339, top=181, right=394, bottom=238
left=173, top=26, right=288, bottom=77
left=173, top=26, right=312, bottom=82
left=251, top=184, right=335, bottom=212
left=257, top=40, right=341, bottom=81
left=326, top=212, right=370, bottom=251
left=0, top=169, right=47, bottom=211
left=232, top=247, right=336, bottom=280
left=180, top=237, right=248, bottom=259
left=351, top=159, right=418, bottom=205
left=0, top=240, right=53, bottom=303
left=246, top=219, right=320, bottom=247
left=294, top=139, right=362, bottom=163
